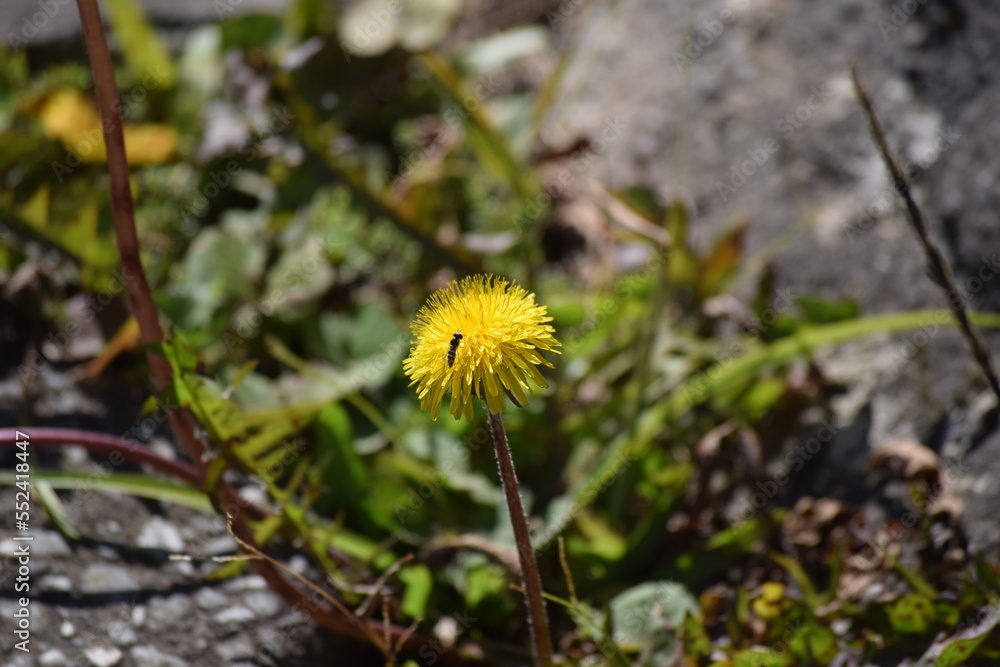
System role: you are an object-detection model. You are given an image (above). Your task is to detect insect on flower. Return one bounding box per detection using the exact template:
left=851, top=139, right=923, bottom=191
left=403, top=275, right=561, bottom=420
left=447, top=333, right=463, bottom=367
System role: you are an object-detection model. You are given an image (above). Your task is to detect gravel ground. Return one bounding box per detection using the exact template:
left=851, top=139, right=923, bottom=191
left=0, top=481, right=375, bottom=667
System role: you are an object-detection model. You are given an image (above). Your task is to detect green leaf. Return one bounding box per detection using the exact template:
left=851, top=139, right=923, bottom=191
left=314, top=404, right=393, bottom=534
left=0, top=471, right=211, bottom=512
left=397, top=564, right=432, bottom=620
left=889, top=594, right=935, bottom=634
left=106, top=0, right=177, bottom=88
left=919, top=606, right=1000, bottom=667
left=609, top=581, right=698, bottom=653
left=35, top=480, right=80, bottom=540
left=732, top=648, right=787, bottom=667
left=795, top=296, right=860, bottom=324
left=417, top=52, right=533, bottom=198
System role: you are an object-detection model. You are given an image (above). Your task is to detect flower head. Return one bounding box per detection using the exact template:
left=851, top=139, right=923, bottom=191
left=403, top=275, right=561, bottom=420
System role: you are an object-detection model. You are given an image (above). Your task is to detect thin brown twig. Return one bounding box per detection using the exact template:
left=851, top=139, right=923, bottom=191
left=356, top=553, right=414, bottom=619
left=557, top=537, right=577, bottom=607
left=851, top=63, right=1000, bottom=402
left=222, top=515, right=387, bottom=654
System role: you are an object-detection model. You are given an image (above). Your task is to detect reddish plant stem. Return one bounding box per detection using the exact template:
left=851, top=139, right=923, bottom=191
left=70, top=3, right=475, bottom=662
left=0, top=427, right=202, bottom=488
left=489, top=411, right=554, bottom=666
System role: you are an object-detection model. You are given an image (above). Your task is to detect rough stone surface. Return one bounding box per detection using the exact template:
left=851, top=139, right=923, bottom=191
left=79, top=564, right=140, bottom=594
left=129, top=645, right=191, bottom=667
left=146, top=594, right=194, bottom=632
left=545, top=0, right=1000, bottom=551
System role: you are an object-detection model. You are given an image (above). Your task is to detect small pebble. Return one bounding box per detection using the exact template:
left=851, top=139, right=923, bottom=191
left=80, top=565, right=140, bottom=594
left=221, top=574, right=267, bottom=593
left=39, top=649, right=70, bottom=667
left=84, top=646, right=124, bottom=667
left=242, top=590, right=283, bottom=618
left=130, top=645, right=190, bottom=667
left=137, top=516, right=187, bottom=553
left=214, top=636, right=255, bottom=662
left=60, top=619, right=75, bottom=637
left=146, top=594, right=193, bottom=631
left=39, top=574, right=73, bottom=593
left=213, top=605, right=256, bottom=625
left=195, top=587, right=229, bottom=610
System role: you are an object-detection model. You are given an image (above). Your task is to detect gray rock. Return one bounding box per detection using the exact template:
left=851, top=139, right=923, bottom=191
left=221, top=574, right=268, bottom=593
left=241, top=590, right=283, bottom=619
left=129, top=645, right=190, bottom=667
left=5, top=652, right=32, bottom=667
left=39, top=574, right=73, bottom=593
left=194, top=587, right=229, bottom=610
left=106, top=618, right=138, bottom=646
left=146, top=594, right=193, bottom=632
left=84, top=646, right=124, bottom=667
left=39, top=649, right=70, bottom=667
left=0, top=530, right=67, bottom=558
left=212, top=605, right=256, bottom=626
left=59, top=619, right=75, bottom=638
left=31, top=530, right=72, bottom=558
left=136, top=516, right=187, bottom=553
left=214, top=636, right=256, bottom=662
left=79, top=564, right=140, bottom=594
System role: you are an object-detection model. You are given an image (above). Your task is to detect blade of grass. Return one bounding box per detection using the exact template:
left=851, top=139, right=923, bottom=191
left=34, top=480, right=82, bottom=540
left=416, top=52, right=534, bottom=198
left=537, top=309, right=1000, bottom=549
left=0, top=470, right=213, bottom=512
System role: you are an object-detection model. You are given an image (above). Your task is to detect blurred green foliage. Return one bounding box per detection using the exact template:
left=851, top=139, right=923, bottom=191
left=3, top=0, right=1000, bottom=664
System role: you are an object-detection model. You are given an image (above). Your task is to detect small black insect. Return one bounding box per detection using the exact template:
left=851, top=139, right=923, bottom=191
left=447, top=333, right=463, bottom=368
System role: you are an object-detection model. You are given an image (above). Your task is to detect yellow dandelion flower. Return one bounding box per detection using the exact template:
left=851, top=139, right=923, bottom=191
left=403, top=275, right=561, bottom=421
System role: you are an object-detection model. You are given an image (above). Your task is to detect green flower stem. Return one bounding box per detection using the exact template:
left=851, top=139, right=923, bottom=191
left=488, top=411, right=554, bottom=667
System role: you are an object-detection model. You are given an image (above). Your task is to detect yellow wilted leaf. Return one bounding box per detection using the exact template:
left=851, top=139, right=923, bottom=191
left=40, top=88, right=176, bottom=165
left=40, top=89, right=101, bottom=143
left=121, top=124, right=177, bottom=164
